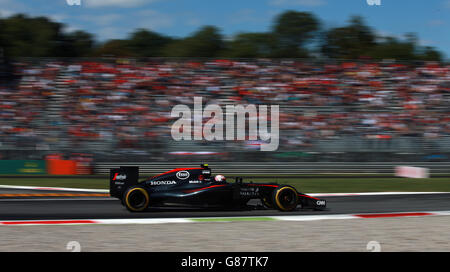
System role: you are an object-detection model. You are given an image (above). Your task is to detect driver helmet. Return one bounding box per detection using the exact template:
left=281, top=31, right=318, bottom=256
left=214, top=174, right=226, bottom=182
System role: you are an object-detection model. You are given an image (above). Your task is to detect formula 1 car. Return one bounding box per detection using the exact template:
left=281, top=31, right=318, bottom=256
left=110, top=164, right=326, bottom=212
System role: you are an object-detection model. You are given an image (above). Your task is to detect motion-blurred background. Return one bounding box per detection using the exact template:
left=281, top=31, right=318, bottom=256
left=0, top=1, right=449, bottom=175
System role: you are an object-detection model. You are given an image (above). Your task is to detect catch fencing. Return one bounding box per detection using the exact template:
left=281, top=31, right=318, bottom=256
left=94, top=162, right=450, bottom=175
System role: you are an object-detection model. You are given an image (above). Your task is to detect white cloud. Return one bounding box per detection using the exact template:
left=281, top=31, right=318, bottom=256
left=84, top=0, right=157, bottom=8
left=0, top=6, right=68, bottom=24
left=136, top=9, right=175, bottom=30
left=81, top=13, right=123, bottom=26
left=63, top=24, right=83, bottom=34
left=47, top=14, right=68, bottom=22
left=96, top=26, right=125, bottom=40
left=268, top=0, right=326, bottom=7
left=428, top=19, right=445, bottom=27
left=419, top=39, right=435, bottom=46
left=229, top=9, right=265, bottom=25
left=0, top=0, right=27, bottom=17
left=375, top=30, right=402, bottom=40
left=186, top=17, right=202, bottom=27
left=173, top=11, right=203, bottom=27
left=0, top=9, right=14, bottom=17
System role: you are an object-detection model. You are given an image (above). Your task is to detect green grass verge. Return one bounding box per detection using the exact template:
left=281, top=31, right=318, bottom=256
left=0, top=177, right=448, bottom=193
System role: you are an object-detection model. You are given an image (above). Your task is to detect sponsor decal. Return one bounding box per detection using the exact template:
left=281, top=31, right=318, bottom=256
left=240, top=187, right=259, bottom=196
left=113, top=173, right=126, bottom=181
left=176, top=171, right=190, bottom=180
left=202, top=170, right=211, bottom=175
left=241, top=187, right=259, bottom=192
left=150, top=180, right=177, bottom=186
left=316, top=200, right=326, bottom=206
left=189, top=180, right=202, bottom=184
left=240, top=191, right=259, bottom=196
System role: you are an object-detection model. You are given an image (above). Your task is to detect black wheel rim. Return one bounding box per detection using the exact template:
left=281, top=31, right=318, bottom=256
left=278, top=189, right=297, bottom=209
left=128, top=190, right=147, bottom=209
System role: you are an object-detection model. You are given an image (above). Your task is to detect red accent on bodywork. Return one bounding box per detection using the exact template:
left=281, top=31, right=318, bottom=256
left=246, top=184, right=279, bottom=188
left=184, top=184, right=227, bottom=193
left=298, top=194, right=320, bottom=200
left=151, top=168, right=203, bottom=179
left=112, top=173, right=118, bottom=181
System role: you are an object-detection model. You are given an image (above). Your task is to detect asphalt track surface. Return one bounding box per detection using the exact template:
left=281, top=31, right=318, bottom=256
left=0, top=188, right=450, bottom=221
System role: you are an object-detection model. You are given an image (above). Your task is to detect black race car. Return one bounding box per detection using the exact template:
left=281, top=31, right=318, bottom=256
left=110, top=164, right=326, bottom=212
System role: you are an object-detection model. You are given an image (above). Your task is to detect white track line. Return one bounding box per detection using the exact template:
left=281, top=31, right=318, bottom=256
left=1, top=211, right=450, bottom=226
left=272, top=214, right=357, bottom=221
left=0, top=185, right=108, bottom=193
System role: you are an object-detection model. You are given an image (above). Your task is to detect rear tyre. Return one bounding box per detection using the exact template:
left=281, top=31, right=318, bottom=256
left=123, top=186, right=150, bottom=212
left=272, top=185, right=299, bottom=212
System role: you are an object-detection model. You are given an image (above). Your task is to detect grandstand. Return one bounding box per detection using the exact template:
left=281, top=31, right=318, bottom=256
left=0, top=58, right=449, bottom=162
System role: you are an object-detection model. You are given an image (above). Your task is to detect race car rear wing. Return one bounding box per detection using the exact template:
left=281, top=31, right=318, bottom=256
left=110, top=166, right=139, bottom=198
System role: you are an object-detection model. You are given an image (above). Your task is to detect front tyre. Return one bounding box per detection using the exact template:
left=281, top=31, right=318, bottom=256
left=272, top=185, right=299, bottom=212
left=123, top=186, right=150, bottom=212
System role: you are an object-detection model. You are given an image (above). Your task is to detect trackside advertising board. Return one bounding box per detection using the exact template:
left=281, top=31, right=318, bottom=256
left=0, top=160, right=46, bottom=174
left=395, top=166, right=430, bottom=179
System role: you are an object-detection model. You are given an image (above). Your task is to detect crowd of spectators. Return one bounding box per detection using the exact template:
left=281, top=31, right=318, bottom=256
left=0, top=62, right=60, bottom=151
left=0, top=58, right=449, bottom=157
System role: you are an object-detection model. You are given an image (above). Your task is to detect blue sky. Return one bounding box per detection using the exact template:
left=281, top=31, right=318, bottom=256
left=1, top=0, right=449, bottom=58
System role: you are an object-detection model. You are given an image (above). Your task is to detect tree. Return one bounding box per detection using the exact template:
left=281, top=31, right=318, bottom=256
left=0, top=14, right=69, bottom=57
left=272, top=10, right=320, bottom=56
left=225, top=32, right=276, bottom=58
left=418, top=46, right=442, bottom=61
left=93, top=39, right=134, bottom=57
left=321, top=16, right=376, bottom=59
left=62, top=30, right=95, bottom=57
left=161, top=38, right=189, bottom=58
left=0, top=11, right=444, bottom=61
left=367, top=37, right=414, bottom=60
left=164, top=26, right=224, bottom=57
left=366, top=33, right=442, bottom=61
left=126, top=29, right=172, bottom=57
